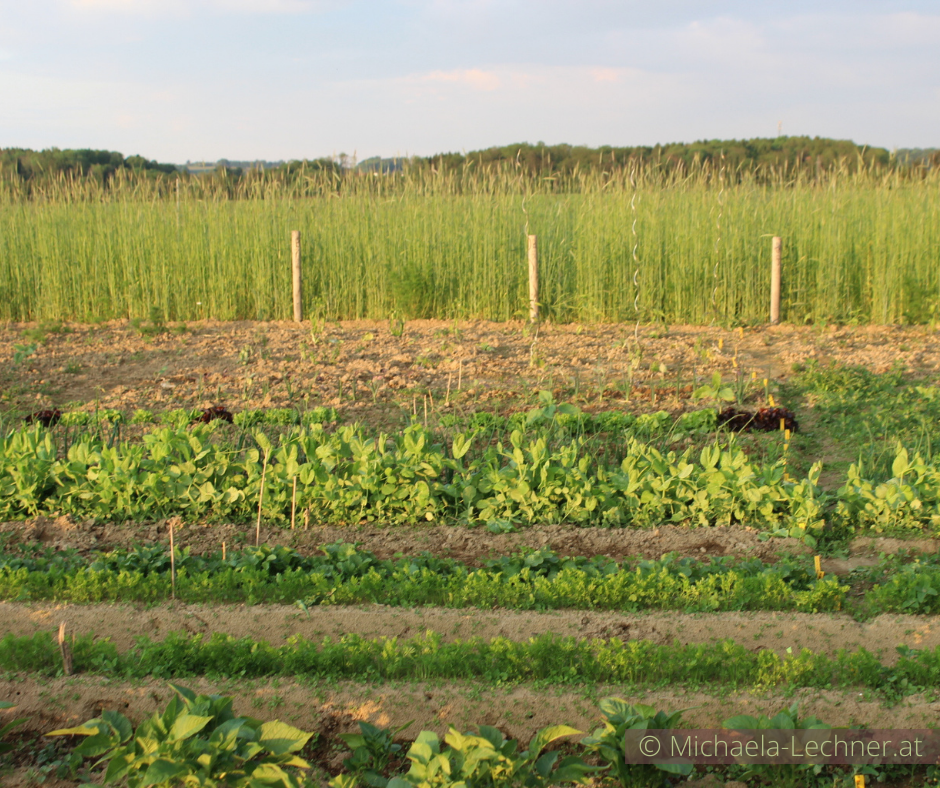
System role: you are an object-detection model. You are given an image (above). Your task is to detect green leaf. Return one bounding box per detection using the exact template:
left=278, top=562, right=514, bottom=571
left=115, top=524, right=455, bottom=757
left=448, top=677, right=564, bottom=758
left=255, top=431, right=274, bottom=457
left=451, top=433, right=472, bottom=460
left=46, top=723, right=103, bottom=738
left=723, top=714, right=759, bottom=730
left=339, top=733, right=366, bottom=750
left=248, top=762, right=293, bottom=782
left=101, top=710, right=134, bottom=743
left=534, top=751, right=558, bottom=777
left=893, top=447, right=910, bottom=478
left=168, top=683, right=198, bottom=704
left=259, top=720, right=313, bottom=754
left=168, top=713, right=213, bottom=742
left=659, top=762, right=694, bottom=776
left=103, top=751, right=135, bottom=784
left=75, top=731, right=124, bottom=759
left=140, top=758, right=188, bottom=786
left=529, top=725, right=581, bottom=756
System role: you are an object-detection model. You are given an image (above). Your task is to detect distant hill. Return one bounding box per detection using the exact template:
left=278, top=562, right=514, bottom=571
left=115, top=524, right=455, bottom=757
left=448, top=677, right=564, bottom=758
left=0, top=147, right=177, bottom=182
left=2, top=138, right=934, bottom=192
left=423, top=136, right=896, bottom=176
left=182, top=159, right=286, bottom=174
left=895, top=148, right=939, bottom=166
left=356, top=156, right=406, bottom=174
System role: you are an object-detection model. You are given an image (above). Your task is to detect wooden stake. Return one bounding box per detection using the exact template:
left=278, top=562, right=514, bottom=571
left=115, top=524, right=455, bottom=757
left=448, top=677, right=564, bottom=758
left=304, top=508, right=310, bottom=531
left=458, top=361, right=463, bottom=391
left=57, top=623, right=73, bottom=676
left=770, top=236, right=782, bottom=325
left=290, top=476, right=298, bottom=530
left=423, top=395, right=428, bottom=427
left=291, top=230, right=303, bottom=323
left=527, top=234, right=539, bottom=323
left=169, top=518, right=176, bottom=600
left=222, top=541, right=226, bottom=561
left=256, top=454, right=268, bottom=547
left=445, top=373, right=452, bottom=407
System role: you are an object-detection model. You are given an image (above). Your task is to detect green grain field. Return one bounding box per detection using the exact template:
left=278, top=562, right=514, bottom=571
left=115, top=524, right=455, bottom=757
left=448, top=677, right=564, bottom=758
left=1, top=163, right=937, bottom=325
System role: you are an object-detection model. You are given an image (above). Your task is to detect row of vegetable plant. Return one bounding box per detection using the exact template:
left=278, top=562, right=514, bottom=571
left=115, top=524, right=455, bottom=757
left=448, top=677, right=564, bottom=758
left=0, top=543, right=857, bottom=613
left=2, top=629, right=939, bottom=696
left=10, top=685, right=925, bottom=788
left=16, top=401, right=718, bottom=437
left=5, top=418, right=940, bottom=540
left=20, top=406, right=340, bottom=430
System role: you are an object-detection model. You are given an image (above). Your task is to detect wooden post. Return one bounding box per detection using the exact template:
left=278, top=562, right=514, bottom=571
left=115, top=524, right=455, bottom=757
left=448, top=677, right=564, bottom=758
left=291, top=230, right=303, bottom=323
left=290, top=476, right=298, bottom=530
left=527, top=234, right=539, bottom=323
left=256, top=453, right=268, bottom=547
left=169, top=518, right=176, bottom=600
left=58, top=622, right=73, bottom=676
left=770, top=236, right=782, bottom=325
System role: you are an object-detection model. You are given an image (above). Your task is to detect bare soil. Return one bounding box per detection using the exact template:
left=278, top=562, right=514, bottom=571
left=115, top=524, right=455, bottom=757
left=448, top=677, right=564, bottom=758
left=4, top=516, right=939, bottom=567
left=4, top=676, right=939, bottom=787
left=3, top=320, right=940, bottom=786
left=3, top=515, right=810, bottom=563
left=3, top=602, right=939, bottom=664
left=3, top=319, right=939, bottom=418
left=4, top=675, right=938, bottom=739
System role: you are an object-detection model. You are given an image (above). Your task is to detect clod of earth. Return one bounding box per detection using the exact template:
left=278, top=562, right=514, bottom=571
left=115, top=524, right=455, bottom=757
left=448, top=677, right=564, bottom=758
left=23, top=408, right=62, bottom=428
left=192, top=405, right=234, bottom=424
left=717, top=406, right=798, bottom=432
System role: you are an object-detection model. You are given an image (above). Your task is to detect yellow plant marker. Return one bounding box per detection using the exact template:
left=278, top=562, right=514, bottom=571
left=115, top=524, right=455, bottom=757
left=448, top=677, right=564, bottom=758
left=855, top=776, right=866, bottom=788
left=814, top=555, right=824, bottom=579
left=718, top=338, right=724, bottom=350
left=769, top=394, right=776, bottom=407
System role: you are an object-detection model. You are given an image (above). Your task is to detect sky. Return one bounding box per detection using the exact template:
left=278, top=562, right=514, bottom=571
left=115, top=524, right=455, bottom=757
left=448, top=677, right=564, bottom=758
left=0, top=0, right=938, bottom=164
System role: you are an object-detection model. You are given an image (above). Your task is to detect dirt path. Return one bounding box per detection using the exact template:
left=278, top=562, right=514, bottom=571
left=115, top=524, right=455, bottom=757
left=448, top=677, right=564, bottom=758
left=5, top=516, right=939, bottom=565
left=4, top=675, right=938, bottom=739
left=5, top=602, right=939, bottom=664
left=3, top=516, right=812, bottom=563
left=2, top=319, right=939, bottom=418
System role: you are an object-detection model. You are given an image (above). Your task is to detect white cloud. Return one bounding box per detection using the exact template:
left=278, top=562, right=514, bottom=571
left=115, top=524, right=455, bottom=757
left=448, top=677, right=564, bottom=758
left=67, top=0, right=341, bottom=15
left=384, top=63, right=672, bottom=103
left=416, top=68, right=502, bottom=92
left=589, top=68, right=624, bottom=83
left=3, top=3, right=940, bottom=159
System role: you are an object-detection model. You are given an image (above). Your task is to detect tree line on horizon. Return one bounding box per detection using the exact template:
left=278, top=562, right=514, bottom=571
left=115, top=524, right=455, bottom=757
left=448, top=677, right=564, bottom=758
left=1, top=137, right=937, bottom=193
